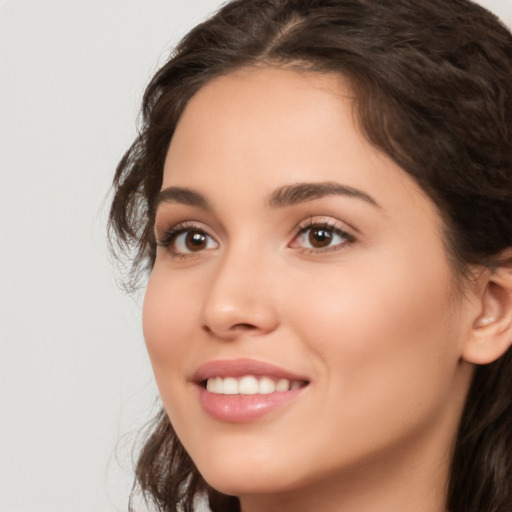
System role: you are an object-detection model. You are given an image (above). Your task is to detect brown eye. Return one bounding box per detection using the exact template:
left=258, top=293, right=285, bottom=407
left=308, top=228, right=333, bottom=248
left=292, top=222, right=352, bottom=252
left=171, top=228, right=218, bottom=255
left=184, top=231, right=207, bottom=251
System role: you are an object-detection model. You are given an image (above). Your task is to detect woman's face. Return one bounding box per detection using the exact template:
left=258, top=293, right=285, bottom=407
left=143, top=68, right=476, bottom=505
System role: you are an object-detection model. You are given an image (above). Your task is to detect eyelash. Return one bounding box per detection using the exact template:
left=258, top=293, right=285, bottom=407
left=156, top=218, right=355, bottom=258
left=291, top=218, right=356, bottom=253
left=156, top=222, right=217, bottom=258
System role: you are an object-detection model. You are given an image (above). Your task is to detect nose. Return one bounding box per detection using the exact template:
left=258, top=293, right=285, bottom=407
left=200, top=248, right=279, bottom=339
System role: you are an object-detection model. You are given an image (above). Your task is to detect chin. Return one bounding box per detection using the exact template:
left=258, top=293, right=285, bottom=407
left=194, top=453, right=307, bottom=497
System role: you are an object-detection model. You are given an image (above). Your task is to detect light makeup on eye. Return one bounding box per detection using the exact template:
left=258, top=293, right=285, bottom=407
left=289, top=217, right=356, bottom=253
left=156, top=216, right=356, bottom=259
left=156, top=221, right=219, bottom=257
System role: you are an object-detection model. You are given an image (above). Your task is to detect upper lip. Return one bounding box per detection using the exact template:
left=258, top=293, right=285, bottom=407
left=192, top=358, right=309, bottom=383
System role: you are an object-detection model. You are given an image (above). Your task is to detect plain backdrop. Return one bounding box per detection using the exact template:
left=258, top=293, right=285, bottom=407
left=1, top=1, right=511, bottom=511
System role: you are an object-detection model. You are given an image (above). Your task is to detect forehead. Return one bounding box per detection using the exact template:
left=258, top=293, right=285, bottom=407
left=165, top=67, right=352, bottom=182
left=158, top=66, right=460, bottom=288
left=162, top=67, right=435, bottom=218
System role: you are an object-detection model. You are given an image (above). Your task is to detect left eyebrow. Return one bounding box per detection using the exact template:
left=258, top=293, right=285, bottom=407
left=155, top=186, right=211, bottom=210
left=267, top=182, right=381, bottom=209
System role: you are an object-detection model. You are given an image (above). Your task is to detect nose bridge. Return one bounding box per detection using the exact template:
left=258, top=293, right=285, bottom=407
left=200, top=239, right=278, bottom=337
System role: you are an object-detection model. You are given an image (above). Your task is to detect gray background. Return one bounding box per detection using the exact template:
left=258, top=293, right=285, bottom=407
left=1, top=1, right=511, bottom=511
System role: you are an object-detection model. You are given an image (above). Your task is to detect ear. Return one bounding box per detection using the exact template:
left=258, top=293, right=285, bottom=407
left=462, top=255, right=512, bottom=365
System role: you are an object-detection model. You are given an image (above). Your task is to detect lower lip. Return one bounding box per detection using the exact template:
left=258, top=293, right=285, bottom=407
left=197, top=386, right=305, bottom=423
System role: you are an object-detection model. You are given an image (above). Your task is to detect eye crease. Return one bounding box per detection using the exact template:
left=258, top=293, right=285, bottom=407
left=290, top=218, right=356, bottom=252
left=156, top=217, right=355, bottom=258
left=293, top=225, right=353, bottom=250
left=157, top=223, right=219, bottom=256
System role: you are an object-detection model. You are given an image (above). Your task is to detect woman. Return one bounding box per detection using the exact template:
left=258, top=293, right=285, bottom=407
left=108, top=1, right=512, bottom=511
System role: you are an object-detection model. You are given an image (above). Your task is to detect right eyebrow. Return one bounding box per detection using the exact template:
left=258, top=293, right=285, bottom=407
left=267, top=181, right=381, bottom=209
left=155, top=186, right=211, bottom=210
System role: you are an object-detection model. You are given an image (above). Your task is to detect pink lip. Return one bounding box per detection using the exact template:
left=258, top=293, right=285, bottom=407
left=192, top=359, right=309, bottom=423
left=192, top=358, right=308, bottom=382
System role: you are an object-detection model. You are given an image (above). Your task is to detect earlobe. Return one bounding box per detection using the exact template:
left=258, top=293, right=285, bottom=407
left=462, top=261, right=512, bottom=365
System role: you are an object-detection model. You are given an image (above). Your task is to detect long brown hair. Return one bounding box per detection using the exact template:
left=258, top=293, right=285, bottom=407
left=108, top=1, right=512, bottom=511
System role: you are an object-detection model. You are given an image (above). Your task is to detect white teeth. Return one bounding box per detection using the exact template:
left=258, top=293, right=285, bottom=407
left=223, top=377, right=239, bottom=395
left=275, top=378, right=290, bottom=392
left=258, top=376, right=276, bottom=394
left=206, top=377, right=217, bottom=393
left=205, top=375, right=303, bottom=395
left=239, top=376, right=259, bottom=394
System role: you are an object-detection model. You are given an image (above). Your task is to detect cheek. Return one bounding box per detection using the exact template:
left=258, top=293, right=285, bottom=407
left=142, top=270, right=198, bottom=379
left=142, top=268, right=208, bottom=431
left=287, top=254, right=460, bottom=419
left=275, top=260, right=463, bottom=472
left=292, top=257, right=453, bottom=344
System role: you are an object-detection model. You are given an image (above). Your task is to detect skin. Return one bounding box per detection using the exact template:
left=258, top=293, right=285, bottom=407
left=143, top=67, right=486, bottom=512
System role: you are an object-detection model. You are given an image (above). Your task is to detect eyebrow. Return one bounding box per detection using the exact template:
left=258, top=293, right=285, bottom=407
left=155, top=181, right=380, bottom=211
left=156, top=187, right=211, bottom=210
left=268, top=182, right=381, bottom=209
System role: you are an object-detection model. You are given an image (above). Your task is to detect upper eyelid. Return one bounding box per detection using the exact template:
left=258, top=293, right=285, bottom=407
left=155, top=221, right=216, bottom=246
left=156, top=219, right=211, bottom=235
left=289, top=216, right=358, bottom=249
left=291, top=216, right=356, bottom=237
left=154, top=208, right=225, bottom=238
left=155, top=215, right=357, bottom=248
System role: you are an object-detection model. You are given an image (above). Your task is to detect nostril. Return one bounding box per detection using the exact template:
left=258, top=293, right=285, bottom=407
left=201, top=322, right=257, bottom=336
left=232, top=323, right=257, bottom=330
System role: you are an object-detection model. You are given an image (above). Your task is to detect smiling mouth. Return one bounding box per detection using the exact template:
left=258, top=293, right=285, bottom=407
left=194, top=360, right=310, bottom=421
left=203, top=375, right=308, bottom=395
